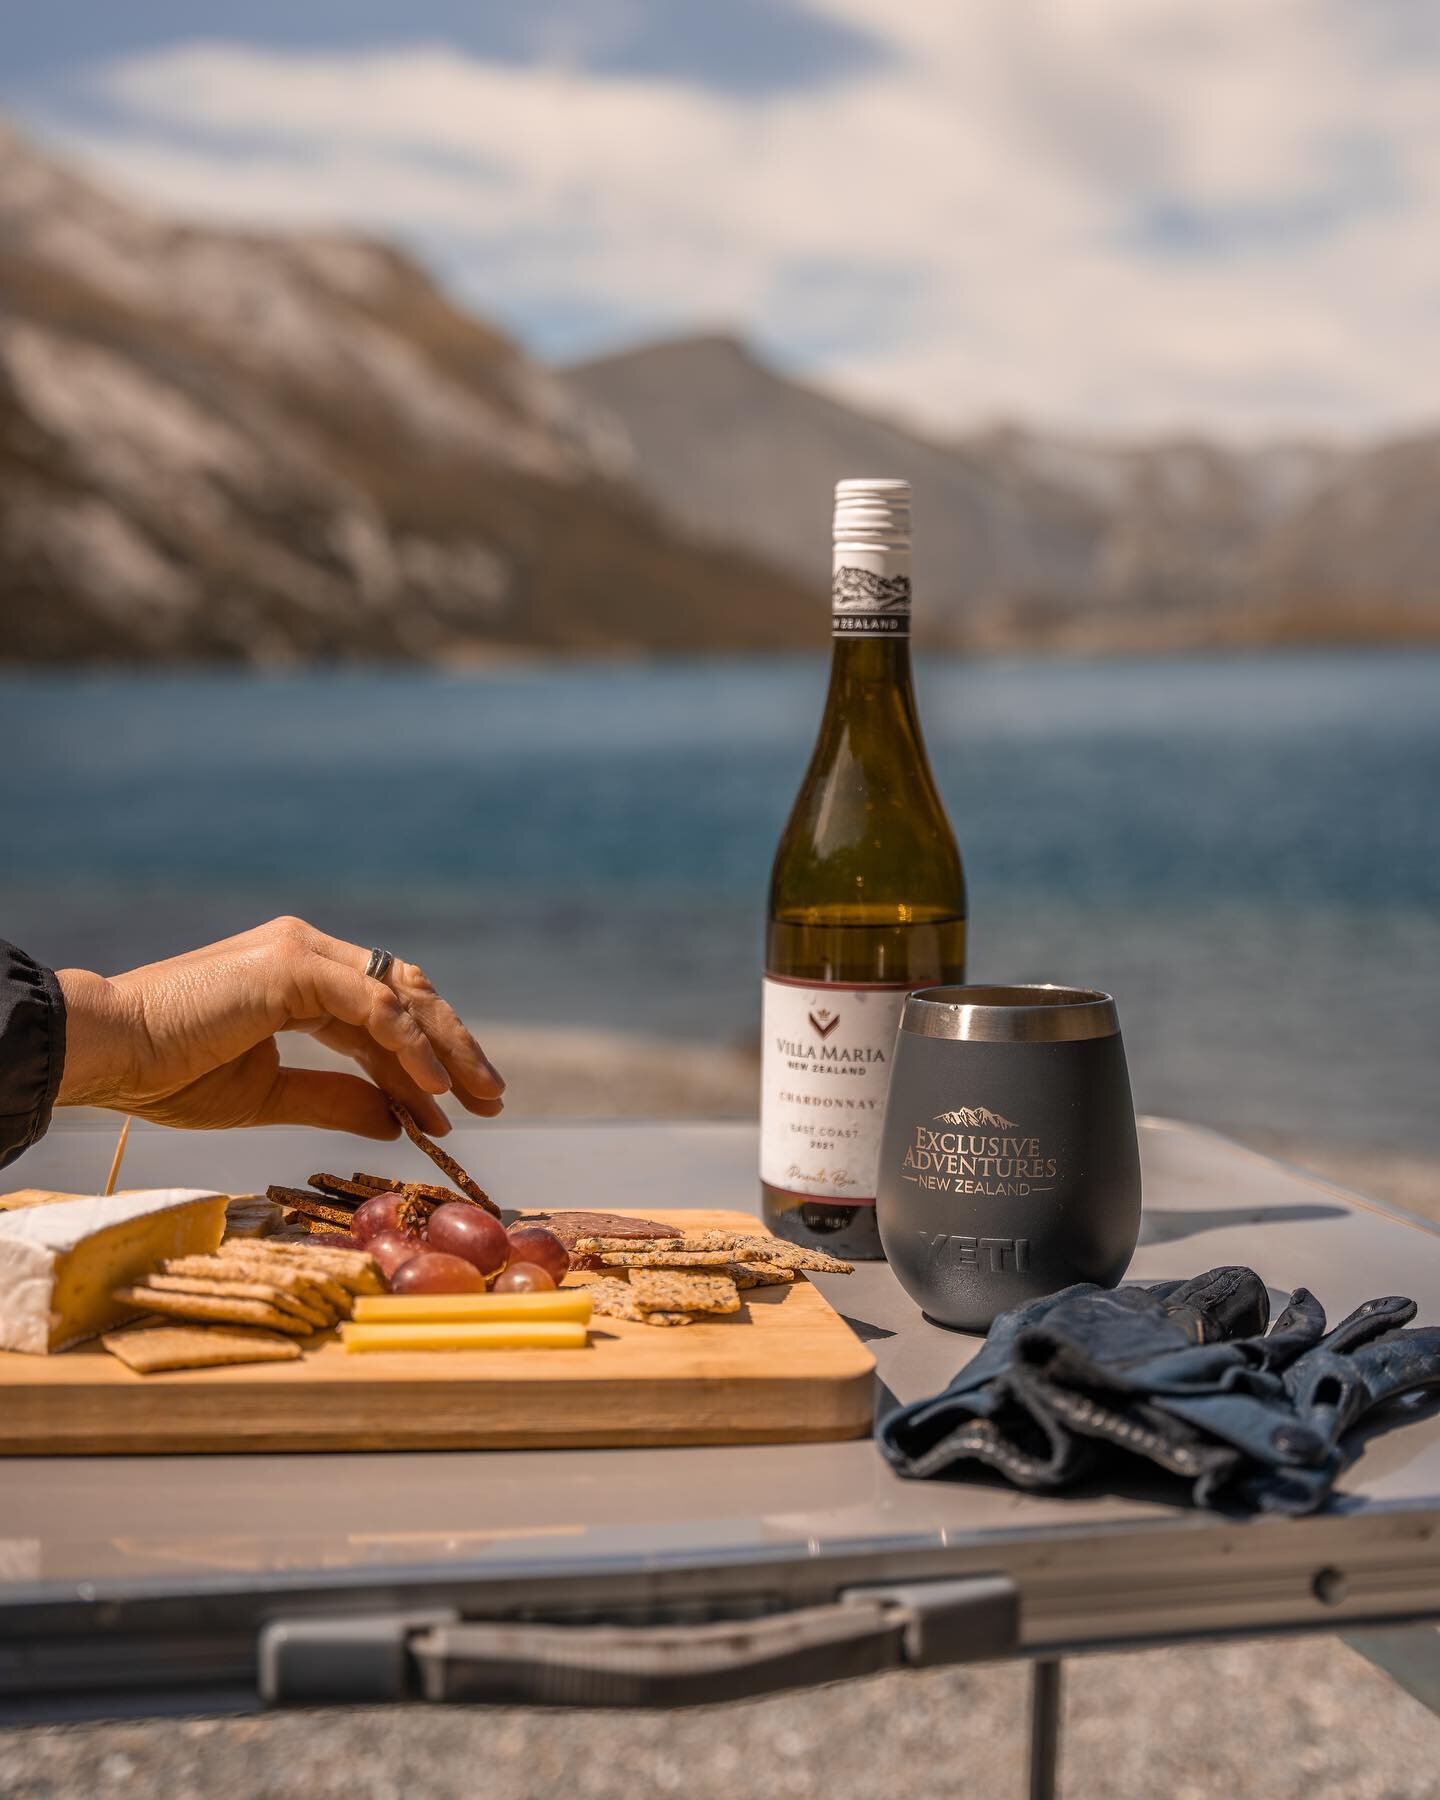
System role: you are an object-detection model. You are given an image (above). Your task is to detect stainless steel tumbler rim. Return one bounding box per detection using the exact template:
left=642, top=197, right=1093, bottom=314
left=901, top=984, right=1120, bottom=1044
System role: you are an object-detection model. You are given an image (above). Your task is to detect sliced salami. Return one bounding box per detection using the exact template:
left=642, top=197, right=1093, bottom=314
left=508, top=1209, right=683, bottom=1251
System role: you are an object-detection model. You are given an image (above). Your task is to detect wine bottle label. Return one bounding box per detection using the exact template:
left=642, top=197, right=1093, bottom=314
left=832, top=566, right=911, bottom=638
left=760, top=975, right=911, bottom=1204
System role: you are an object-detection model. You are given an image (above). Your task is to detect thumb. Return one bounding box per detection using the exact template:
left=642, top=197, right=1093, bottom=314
left=256, top=1067, right=405, bottom=1139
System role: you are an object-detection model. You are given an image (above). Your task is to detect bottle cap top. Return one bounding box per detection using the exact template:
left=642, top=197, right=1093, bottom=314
left=833, top=478, right=911, bottom=552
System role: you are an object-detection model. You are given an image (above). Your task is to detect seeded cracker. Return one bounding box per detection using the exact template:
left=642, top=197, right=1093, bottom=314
left=595, top=1248, right=758, bottom=1268
left=724, top=1261, right=795, bottom=1289
left=102, top=1326, right=303, bottom=1373
left=113, top=1287, right=315, bottom=1335
left=675, top=1232, right=857, bottom=1275
left=389, top=1102, right=499, bottom=1216
left=629, top=1270, right=741, bottom=1315
left=586, top=1277, right=692, bottom=1327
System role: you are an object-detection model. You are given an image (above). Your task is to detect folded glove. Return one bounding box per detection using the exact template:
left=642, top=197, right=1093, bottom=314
left=877, top=1267, right=1440, bottom=1514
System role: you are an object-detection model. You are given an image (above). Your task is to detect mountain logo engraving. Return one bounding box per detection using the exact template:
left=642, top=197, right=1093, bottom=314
left=934, top=1106, right=1018, bottom=1129
left=808, top=1008, right=841, bottom=1039
left=832, top=567, right=912, bottom=612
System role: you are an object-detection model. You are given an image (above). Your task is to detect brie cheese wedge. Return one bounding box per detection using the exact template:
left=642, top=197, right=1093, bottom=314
left=0, top=1189, right=227, bottom=1353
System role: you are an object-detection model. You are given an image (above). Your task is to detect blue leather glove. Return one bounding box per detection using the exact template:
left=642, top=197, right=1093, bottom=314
left=878, top=1269, right=1440, bottom=1514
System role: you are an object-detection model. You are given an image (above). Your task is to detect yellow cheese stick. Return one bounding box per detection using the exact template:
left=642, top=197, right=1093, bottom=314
left=340, top=1321, right=589, bottom=1353
left=351, top=1290, right=593, bottom=1325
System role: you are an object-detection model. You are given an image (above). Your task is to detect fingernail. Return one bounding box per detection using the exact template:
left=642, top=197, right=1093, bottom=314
left=485, top=1059, right=506, bottom=1094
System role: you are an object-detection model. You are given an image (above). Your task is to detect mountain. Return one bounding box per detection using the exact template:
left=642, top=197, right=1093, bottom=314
left=568, top=336, right=1440, bottom=651
left=3, top=117, right=1435, bottom=664
left=0, top=122, right=816, bottom=662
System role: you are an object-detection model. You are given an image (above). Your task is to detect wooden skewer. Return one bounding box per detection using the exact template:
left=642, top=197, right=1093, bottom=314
left=103, top=1116, right=133, bottom=1197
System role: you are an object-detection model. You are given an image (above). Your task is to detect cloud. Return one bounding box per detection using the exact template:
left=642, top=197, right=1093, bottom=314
left=13, top=0, right=1440, bottom=438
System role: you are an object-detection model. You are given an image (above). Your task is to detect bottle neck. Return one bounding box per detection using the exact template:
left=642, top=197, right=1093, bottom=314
left=826, top=632, right=915, bottom=699
left=829, top=539, right=914, bottom=699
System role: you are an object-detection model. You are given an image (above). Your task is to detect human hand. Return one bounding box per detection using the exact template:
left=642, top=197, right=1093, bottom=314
left=55, top=917, right=504, bottom=1138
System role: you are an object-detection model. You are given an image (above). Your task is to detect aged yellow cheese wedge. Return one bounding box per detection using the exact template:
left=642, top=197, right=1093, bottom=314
left=351, top=1290, right=594, bottom=1325
left=0, top=1190, right=228, bottom=1353
left=339, top=1321, right=589, bottom=1353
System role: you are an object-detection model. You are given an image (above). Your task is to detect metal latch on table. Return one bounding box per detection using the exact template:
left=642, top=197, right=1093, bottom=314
left=258, top=1576, right=1018, bottom=1708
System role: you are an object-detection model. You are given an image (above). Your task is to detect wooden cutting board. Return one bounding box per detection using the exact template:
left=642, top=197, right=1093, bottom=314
left=0, top=1211, right=876, bottom=1454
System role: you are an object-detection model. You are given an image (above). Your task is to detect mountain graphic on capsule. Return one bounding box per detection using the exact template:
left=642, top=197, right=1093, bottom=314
left=934, top=1107, right=1018, bottom=1129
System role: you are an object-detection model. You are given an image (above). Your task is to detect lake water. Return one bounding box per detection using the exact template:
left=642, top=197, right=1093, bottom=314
left=5, top=651, right=1438, bottom=1152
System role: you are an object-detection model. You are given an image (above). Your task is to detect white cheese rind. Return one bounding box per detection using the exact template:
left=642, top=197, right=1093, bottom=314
left=0, top=1189, right=226, bottom=1353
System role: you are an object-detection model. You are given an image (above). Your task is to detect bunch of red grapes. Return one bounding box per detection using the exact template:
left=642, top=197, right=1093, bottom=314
left=335, top=1195, right=570, bottom=1295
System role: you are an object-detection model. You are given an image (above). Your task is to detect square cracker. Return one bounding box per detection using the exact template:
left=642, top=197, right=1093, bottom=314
left=586, top=1277, right=692, bottom=1327
left=724, top=1261, right=795, bottom=1289
left=163, top=1254, right=350, bottom=1314
left=628, top=1270, right=741, bottom=1315
left=114, top=1287, right=315, bottom=1335
left=102, top=1326, right=303, bottom=1373
left=144, top=1272, right=334, bottom=1328
left=596, top=1248, right=754, bottom=1268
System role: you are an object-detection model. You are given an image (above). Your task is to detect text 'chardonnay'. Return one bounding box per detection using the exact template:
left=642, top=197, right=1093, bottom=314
left=761, top=478, right=967, bottom=1259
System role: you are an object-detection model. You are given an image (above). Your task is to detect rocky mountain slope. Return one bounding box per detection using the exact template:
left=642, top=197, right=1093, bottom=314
left=3, top=118, right=1435, bottom=662
left=0, top=122, right=816, bottom=662
left=569, top=336, right=1440, bottom=652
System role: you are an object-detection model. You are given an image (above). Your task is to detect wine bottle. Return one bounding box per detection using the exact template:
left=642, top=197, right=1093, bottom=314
left=761, top=478, right=967, bottom=1259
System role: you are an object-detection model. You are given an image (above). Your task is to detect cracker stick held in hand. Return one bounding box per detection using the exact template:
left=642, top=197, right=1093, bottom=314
left=390, top=1100, right=498, bottom=1216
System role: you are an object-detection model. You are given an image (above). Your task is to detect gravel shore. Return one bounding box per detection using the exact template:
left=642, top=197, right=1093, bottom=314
left=4, top=1633, right=1440, bottom=1799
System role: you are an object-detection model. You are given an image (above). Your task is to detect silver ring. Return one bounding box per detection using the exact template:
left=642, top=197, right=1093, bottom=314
left=364, top=947, right=395, bottom=984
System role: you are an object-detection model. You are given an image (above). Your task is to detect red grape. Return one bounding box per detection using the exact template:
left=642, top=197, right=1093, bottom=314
left=352, top=1192, right=425, bottom=1244
left=492, top=1262, right=556, bottom=1294
left=426, top=1202, right=511, bottom=1278
left=504, top=1226, right=570, bottom=1283
left=389, top=1251, right=489, bottom=1295
left=311, top=1232, right=362, bottom=1251
left=366, top=1227, right=420, bottom=1281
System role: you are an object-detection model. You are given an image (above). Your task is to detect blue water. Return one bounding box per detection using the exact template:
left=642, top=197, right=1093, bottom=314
left=4, top=652, right=1438, bottom=1150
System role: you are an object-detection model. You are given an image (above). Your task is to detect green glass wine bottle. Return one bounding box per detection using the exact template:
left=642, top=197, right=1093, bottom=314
left=761, top=478, right=967, bottom=1259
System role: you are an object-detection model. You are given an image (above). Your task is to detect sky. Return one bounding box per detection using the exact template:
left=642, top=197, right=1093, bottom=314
left=6, top=0, right=1440, bottom=441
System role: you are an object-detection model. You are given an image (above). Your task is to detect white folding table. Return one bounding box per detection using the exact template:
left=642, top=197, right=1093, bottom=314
left=5, top=1118, right=1440, bottom=1799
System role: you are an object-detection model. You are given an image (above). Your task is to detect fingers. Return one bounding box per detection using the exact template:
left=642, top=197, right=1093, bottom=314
left=294, top=955, right=452, bottom=1098
left=389, top=964, right=506, bottom=1101
left=306, top=931, right=505, bottom=1103
left=254, top=1068, right=405, bottom=1139
left=308, top=1018, right=453, bottom=1136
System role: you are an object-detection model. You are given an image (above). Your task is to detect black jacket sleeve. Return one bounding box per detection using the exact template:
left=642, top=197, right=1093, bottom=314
left=0, top=941, right=66, bottom=1170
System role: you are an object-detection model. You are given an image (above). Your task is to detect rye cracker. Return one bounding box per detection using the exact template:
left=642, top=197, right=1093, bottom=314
left=356, top=1173, right=456, bottom=1206
left=585, top=1277, right=692, bottom=1327
left=266, top=1186, right=355, bottom=1227
left=389, top=1102, right=498, bottom=1215
left=629, top=1270, right=741, bottom=1315
left=102, top=1326, right=303, bottom=1373
left=307, top=1173, right=378, bottom=1201
left=113, top=1287, right=315, bottom=1335
left=143, top=1272, right=333, bottom=1328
